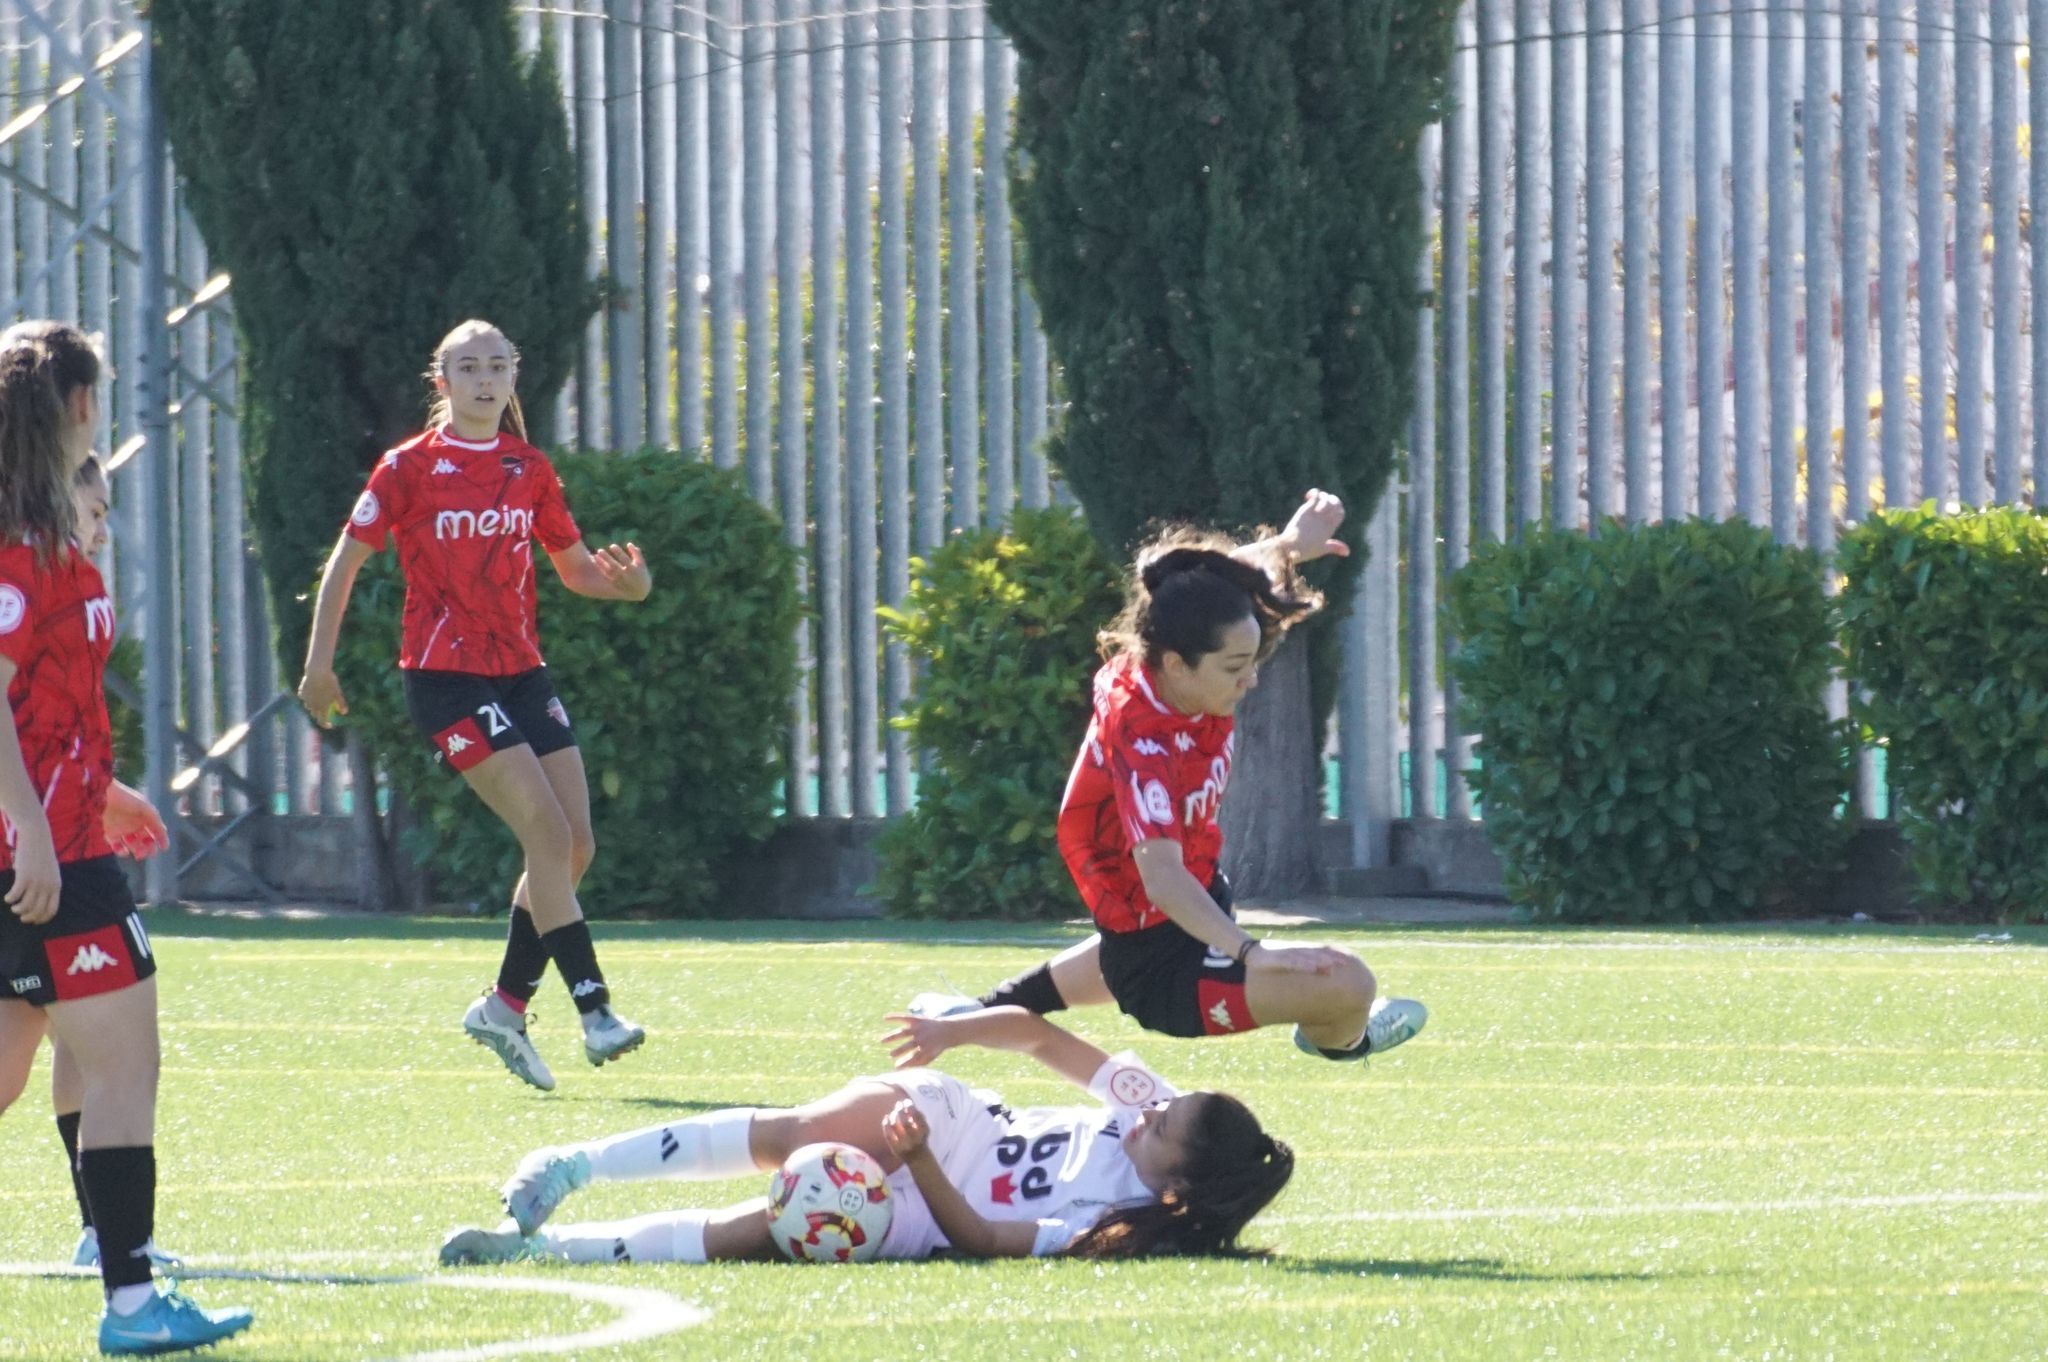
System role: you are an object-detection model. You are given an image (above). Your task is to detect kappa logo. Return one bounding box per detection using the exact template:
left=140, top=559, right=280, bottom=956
left=66, top=942, right=121, bottom=976
left=1173, top=731, right=1197, bottom=753
left=1131, top=737, right=1168, bottom=757
left=444, top=733, right=473, bottom=756
left=1209, top=998, right=1238, bottom=1032
left=433, top=458, right=461, bottom=475
left=570, top=978, right=603, bottom=999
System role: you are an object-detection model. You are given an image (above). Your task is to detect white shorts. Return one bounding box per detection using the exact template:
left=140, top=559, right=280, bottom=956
left=863, top=1068, right=1004, bottom=1260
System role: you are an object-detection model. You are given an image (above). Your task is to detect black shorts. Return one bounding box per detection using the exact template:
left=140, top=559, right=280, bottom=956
left=0, top=855, right=155, bottom=1006
left=1097, top=874, right=1254, bottom=1038
left=402, top=667, right=577, bottom=773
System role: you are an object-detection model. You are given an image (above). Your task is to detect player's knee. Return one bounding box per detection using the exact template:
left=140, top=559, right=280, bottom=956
left=568, top=827, right=597, bottom=879
left=514, top=804, right=575, bottom=862
left=1318, top=952, right=1374, bottom=1016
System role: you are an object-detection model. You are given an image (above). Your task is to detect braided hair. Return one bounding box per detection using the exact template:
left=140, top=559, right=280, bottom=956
left=1066, top=1092, right=1295, bottom=1259
left=1099, top=527, right=1323, bottom=668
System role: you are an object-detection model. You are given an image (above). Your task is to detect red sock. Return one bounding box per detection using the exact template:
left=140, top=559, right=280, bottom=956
left=494, top=986, right=528, bottom=1015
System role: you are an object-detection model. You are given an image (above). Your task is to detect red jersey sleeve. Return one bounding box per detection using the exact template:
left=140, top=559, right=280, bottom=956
left=344, top=452, right=407, bottom=551
left=531, top=456, right=582, bottom=553
left=0, top=566, right=38, bottom=671
left=1103, top=712, right=1187, bottom=848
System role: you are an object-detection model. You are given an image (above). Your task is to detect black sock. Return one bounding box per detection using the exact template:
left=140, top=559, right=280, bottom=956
left=978, top=963, right=1067, bottom=1015
left=55, top=1111, right=91, bottom=1229
left=497, top=906, right=550, bottom=1004
left=540, top=920, right=609, bottom=1014
left=78, top=1146, right=155, bottom=1290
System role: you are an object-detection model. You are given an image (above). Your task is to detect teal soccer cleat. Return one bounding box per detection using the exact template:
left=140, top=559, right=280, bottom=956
left=502, top=1147, right=592, bottom=1235
left=98, top=1284, right=252, bottom=1356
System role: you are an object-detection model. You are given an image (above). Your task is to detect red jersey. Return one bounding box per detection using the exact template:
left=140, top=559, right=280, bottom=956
left=1056, top=653, right=1235, bottom=934
left=345, top=429, right=583, bottom=674
left=0, top=542, right=116, bottom=868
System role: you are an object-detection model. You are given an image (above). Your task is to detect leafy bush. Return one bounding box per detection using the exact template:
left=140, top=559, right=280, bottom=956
left=1446, top=519, right=1853, bottom=921
left=333, top=449, right=799, bottom=916
left=876, top=508, right=1124, bottom=918
left=1837, top=505, right=2048, bottom=921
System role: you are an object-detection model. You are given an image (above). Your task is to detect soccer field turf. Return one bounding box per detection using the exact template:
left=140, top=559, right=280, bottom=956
left=2, top=913, right=2044, bottom=1361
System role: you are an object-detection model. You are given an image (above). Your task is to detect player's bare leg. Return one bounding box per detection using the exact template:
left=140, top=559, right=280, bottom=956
left=0, top=997, right=46, bottom=1113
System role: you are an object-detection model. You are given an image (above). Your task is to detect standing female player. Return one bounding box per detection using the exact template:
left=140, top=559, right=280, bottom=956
left=0, top=455, right=181, bottom=1273
left=913, top=491, right=1427, bottom=1064
left=299, top=320, right=652, bottom=1091
left=0, top=320, right=252, bottom=1353
left=441, top=1006, right=1294, bottom=1264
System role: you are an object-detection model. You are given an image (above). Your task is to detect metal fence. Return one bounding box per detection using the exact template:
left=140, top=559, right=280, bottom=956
left=4, top=0, right=2044, bottom=898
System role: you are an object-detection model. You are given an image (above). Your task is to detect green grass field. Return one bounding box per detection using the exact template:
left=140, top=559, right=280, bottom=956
left=2, top=912, right=2045, bottom=1361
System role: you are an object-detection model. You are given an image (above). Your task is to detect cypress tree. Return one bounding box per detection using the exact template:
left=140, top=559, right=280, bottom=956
left=988, top=0, right=1459, bottom=893
left=148, top=0, right=594, bottom=671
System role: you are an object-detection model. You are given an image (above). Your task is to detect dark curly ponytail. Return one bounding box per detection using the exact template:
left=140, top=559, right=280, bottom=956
left=1066, top=1093, right=1294, bottom=1259
left=1100, top=527, right=1323, bottom=668
left=0, top=320, right=99, bottom=562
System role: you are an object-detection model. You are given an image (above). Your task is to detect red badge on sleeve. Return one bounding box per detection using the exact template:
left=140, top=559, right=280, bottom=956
left=47, top=923, right=140, bottom=1001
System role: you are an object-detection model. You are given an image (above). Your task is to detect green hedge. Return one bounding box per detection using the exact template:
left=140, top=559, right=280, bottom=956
left=1447, top=519, right=1853, bottom=921
left=333, top=449, right=799, bottom=916
left=1837, top=505, right=2048, bottom=921
left=876, top=508, right=1124, bottom=919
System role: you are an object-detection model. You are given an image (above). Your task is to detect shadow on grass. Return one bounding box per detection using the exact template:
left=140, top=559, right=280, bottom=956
left=1275, top=1255, right=1671, bottom=1284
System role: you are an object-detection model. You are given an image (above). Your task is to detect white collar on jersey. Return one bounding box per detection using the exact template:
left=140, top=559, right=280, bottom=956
left=435, top=429, right=504, bottom=452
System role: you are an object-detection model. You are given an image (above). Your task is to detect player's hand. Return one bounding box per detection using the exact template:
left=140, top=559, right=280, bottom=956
left=881, top=1098, right=931, bottom=1159
left=592, top=542, right=652, bottom=602
left=297, top=667, right=347, bottom=729
left=881, top=1013, right=958, bottom=1070
left=1247, top=943, right=1347, bottom=977
left=1279, top=488, right=1349, bottom=564
left=103, top=782, right=170, bottom=860
left=5, top=828, right=61, bottom=925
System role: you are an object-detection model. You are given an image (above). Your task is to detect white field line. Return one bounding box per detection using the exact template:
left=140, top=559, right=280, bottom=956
left=1267, top=1188, right=2048, bottom=1228
left=0, top=1262, right=707, bottom=1362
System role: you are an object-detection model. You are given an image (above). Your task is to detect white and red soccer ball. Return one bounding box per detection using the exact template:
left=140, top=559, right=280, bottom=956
left=767, top=1142, right=893, bottom=1263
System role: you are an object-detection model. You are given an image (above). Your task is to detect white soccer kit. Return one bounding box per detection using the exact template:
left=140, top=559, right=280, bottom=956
left=876, top=1052, right=1177, bottom=1259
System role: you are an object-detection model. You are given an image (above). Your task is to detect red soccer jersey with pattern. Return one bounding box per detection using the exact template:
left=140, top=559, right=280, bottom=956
left=0, top=542, right=116, bottom=868
left=1055, top=653, right=1235, bottom=934
left=344, top=429, right=583, bottom=674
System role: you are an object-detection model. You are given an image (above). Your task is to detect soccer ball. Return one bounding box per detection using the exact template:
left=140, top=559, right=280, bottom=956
left=767, top=1142, right=894, bottom=1263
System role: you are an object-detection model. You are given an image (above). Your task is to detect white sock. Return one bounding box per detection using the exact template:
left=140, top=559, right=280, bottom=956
left=538, top=1210, right=711, bottom=1264
left=107, top=1283, right=155, bottom=1315
left=581, top=1109, right=759, bottom=1183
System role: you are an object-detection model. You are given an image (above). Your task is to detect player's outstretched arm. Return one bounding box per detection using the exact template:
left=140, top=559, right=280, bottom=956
left=1230, top=487, right=1350, bottom=574
left=883, top=1006, right=1111, bottom=1092
left=547, top=542, right=652, bottom=602
left=298, top=532, right=376, bottom=728
left=882, top=1100, right=1040, bottom=1258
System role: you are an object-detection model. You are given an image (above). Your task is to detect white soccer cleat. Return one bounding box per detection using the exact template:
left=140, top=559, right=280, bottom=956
left=502, top=1148, right=592, bottom=1236
left=906, top=992, right=982, bottom=1020
left=1365, top=996, right=1428, bottom=1055
left=580, top=1006, right=646, bottom=1067
left=440, top=1221, right=543, bottom=1266
left=463, top=991, right=557, bottom=1092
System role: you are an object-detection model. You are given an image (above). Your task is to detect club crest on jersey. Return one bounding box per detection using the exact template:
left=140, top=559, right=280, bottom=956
left=434, top=506, right=534, bottom=540
left=500, top=454, right=526, bottom=476
left=351, top=490, right=381, bottom=527
left=0, top=584, right=24, bottom=634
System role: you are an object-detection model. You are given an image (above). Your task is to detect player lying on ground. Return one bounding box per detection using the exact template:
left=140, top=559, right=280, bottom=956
left=912, top=490, right=1426, bottom=1064
left=441, top=1006, right=1293, bottom=1263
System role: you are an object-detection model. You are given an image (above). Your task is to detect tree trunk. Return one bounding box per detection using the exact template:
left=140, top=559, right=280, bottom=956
left=1220, top=633, right=1325, bottom=898
left=346, top=732, right=396, bottom=911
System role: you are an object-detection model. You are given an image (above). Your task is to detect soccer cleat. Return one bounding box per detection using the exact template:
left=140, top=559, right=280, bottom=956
left=906, top=992, right=982, bottom=1020
left=580, top=1006, right=645, bottom=1067
left=463, top=991, right=556, bottom=1092
left=73, top=1229, right=182, bottom=1272
left=1294, top=996, right=1429, bottom=1063
left=97, top=1284, right=253, bottom=1356
left=440, top=1221, right=544, bottom=1266
left=501, top=1147, right=591, bottom=1235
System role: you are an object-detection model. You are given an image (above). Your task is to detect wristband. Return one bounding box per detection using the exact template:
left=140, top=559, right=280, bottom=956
left=1234, top=938, right=1259, bottom=966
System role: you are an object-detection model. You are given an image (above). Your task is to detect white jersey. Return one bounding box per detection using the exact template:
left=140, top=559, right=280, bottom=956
left=878, top=1053, right=1178, bottom=1259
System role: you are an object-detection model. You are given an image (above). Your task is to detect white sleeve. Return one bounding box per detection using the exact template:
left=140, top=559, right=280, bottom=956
left=1030, top=1215, right=1094, bottom=1257
left=1085, top=1051, right=1180, bottom=1119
